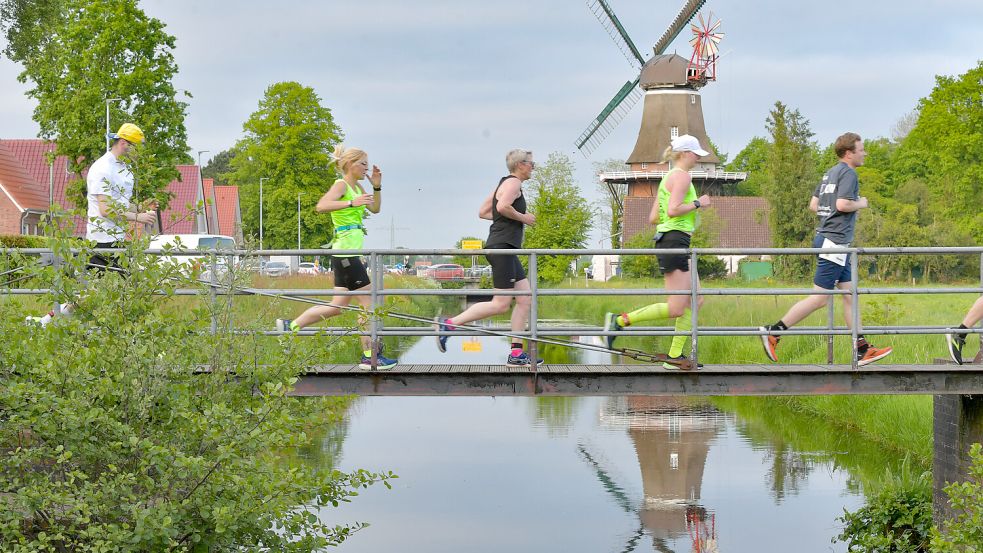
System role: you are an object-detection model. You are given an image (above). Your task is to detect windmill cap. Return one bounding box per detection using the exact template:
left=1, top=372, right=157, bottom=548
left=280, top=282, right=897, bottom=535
left=108, top=123, right=144, bottom=145
left=671, top=135, right=709, bottom=157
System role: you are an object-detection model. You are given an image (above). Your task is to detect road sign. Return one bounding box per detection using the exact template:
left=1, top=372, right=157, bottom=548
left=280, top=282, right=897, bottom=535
left=461, top=240, right=483, bottom=250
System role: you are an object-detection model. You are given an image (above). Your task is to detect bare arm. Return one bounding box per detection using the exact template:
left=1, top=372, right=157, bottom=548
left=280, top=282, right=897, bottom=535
left=316, top=181, right=373, bottom=213
left=495, top=178, right=534, bottom=225
left=665, top=172, right=710, bottom=217
left=95, top=194, right=155, bottom=224
left=478, top=191, right=494, bottom=220
left=835, top=197, right=868, bottom=212
left=366, top=165, right=382, bottom=214
left=809, top=196, right=819, bottom=213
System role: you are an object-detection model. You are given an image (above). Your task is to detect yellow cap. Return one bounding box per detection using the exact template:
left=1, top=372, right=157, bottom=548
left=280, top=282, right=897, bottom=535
left=111, top=123, right=144, bottom=145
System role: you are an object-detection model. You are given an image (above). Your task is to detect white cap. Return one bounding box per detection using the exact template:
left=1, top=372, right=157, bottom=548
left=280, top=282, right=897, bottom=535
left=671, top=134, right=710, bottom=157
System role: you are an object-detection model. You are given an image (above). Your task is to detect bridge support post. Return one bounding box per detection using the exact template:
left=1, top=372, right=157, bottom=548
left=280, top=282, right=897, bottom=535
left=933, top=394, right=983, bottom=525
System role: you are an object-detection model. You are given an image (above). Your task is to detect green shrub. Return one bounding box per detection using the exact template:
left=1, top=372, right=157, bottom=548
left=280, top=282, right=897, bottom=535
left=0, top=235, right=48, bottom=248
left=931, top=443, right=983, bottom=551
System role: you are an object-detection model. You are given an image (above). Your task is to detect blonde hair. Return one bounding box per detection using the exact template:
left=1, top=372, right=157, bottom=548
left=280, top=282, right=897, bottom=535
left=505, top=149, right=532, bottom=173
left=661, top=146, right=684, bottom=164
left=331, top=144, right=367, bottom=173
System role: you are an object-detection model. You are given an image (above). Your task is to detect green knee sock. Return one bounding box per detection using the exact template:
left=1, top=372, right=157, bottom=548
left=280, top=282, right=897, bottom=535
left=620, top=303, right=669, bottom=326
left=668, top=309, right=692, bottom=358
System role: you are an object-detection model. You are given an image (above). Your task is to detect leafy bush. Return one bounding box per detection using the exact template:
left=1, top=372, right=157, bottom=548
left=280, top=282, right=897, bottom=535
left=0, top=225, right=393, bottom=551
left=931, top=443, right=983, bottom=551
left=0, top=235, right=49, bottom=248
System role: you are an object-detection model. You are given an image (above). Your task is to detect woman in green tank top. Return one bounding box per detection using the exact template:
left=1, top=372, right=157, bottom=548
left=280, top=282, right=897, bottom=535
left=274, top=144, right=399, bottom=370
left=603, top=135, right=712, bottom=369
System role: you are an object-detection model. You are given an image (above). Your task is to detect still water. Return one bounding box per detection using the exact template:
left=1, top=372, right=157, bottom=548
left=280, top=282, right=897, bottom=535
left=308, top=330, right=867, bottom=552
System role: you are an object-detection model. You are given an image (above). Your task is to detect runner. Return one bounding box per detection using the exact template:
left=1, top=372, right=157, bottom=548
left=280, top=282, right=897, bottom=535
left=433, top=149, right=540, bottom=366
left=945, top=297, right=983, bottom=364
left=29, top=123, right=156, bottom=327
left=602, top=135, right=711, bottom=370
left=274, top=145, right=398, bottom=370
left=759, top=132, right=892, bottom=366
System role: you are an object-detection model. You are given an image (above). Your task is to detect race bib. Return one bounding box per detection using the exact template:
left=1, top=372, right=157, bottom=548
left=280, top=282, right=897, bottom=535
left=818, top=237, right=848, bottom=266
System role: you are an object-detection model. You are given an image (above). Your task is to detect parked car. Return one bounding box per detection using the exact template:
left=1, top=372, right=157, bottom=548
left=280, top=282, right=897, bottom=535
left=429, top=263, right=465, bottom=280
left=298, top=262, right=321, bottom=275
left=262, top=261, right=290, bottom=277
left=148, top=233, right=238, bottom=280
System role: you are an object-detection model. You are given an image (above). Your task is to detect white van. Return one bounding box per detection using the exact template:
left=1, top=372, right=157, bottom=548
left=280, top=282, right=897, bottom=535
left=148, top=234, right=238, bottom=277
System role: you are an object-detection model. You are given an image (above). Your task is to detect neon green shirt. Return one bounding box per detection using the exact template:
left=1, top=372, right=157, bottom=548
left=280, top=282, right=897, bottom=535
left=330, top=180, right=367, bottom=257
left=656, top=168, right=698, bottom=234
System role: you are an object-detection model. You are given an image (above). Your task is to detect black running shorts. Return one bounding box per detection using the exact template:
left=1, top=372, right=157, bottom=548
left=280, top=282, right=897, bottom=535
left=331, top=256, right=370, bottom=290
left=485, top=245, right=526, bottom=289
left=88, top=241, right=127, bottom=277
left=655, top=230, right=691, bottom=274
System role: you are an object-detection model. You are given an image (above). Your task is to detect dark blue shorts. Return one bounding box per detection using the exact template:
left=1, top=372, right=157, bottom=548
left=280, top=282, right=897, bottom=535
left=812, top=234, right=851, bottom=290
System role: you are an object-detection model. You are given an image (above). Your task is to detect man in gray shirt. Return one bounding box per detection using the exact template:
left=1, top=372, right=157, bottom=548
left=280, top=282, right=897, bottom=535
left=758, top=132, right=893, bottom=366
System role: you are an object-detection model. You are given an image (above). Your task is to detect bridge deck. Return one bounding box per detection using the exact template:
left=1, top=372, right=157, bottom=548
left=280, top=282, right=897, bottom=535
left=290, top=363, right=983, bottom=396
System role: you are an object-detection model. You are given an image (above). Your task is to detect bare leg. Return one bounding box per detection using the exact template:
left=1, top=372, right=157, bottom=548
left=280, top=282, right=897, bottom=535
left=778, top=285, right=831, bottom=327
left=352, top=292, right=374, bottom=352
left=509, top=278, right=531, bottom=332
left=963, top=296, right=983, bottom=328
left=838, top=281, right=860, bottom=329
left=447, top=292, right=513, bottom=326
left=292, top=288, right=352, bottom=328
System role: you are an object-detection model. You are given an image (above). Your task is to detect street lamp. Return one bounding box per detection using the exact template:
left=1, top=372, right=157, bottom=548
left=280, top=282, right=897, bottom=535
left=105, top=97, right=124, bottom=152
left=197, top=150, right=210, bottom=233
left=297, top=192, right=303, bottom=250
left=259, top=177, right=269, bottom=251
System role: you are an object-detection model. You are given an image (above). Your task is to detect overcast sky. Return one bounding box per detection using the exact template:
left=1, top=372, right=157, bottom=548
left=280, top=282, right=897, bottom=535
left=1, top=0, right=980, bottom=248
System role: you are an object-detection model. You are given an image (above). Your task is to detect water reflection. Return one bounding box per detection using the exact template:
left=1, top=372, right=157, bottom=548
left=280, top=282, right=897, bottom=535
left=586, top=397, right=723, bottom=553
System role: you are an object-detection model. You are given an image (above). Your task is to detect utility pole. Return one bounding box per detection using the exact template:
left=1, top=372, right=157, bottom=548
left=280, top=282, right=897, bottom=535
left=373, top=216, right=410, bottom=267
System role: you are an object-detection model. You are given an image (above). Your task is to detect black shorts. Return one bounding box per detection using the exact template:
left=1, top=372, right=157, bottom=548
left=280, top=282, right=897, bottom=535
left=655, top=230, right=691, bottom=274
left=331, top=256, right=370, bottom=290
left=88, top=241, right=127, bottom=277
left=485, top=246, right=526, bottom=289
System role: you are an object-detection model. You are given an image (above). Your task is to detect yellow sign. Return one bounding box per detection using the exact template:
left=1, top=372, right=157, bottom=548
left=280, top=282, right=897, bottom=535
left=462, top=340, right=483, bottom=352
left=461, top=240, right=483, bottom=250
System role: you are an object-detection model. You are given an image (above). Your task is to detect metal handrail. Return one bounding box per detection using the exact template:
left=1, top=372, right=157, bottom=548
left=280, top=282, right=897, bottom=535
left=4, top=245, right=982, bottom=370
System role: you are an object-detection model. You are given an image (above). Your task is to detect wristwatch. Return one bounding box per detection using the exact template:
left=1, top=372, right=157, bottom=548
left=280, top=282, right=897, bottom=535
left=373, top=187, right=381, bottom=191
left=693, top=199, right=702, bottom=209
left=348, top=200, right=353, bottom=208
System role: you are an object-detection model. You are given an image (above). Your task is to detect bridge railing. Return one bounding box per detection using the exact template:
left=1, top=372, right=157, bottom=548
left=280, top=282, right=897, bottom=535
left=3, top=245, right=983, bottom=370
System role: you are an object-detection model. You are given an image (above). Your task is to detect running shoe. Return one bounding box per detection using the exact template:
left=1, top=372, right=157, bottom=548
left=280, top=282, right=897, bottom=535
left=274, top=318, right=294, bottom=332
left=603, top=312, right=624, bottom=350
left=359, top=352, right=398, bottom=370
left=434, top=316, right=452, bottom=353
left=945, top=331, right=966, bottom=365
left=759, top=326, right=779, bottom=362
left=24, top=315, right=44, bottom=327
left=662, top=355, right=703, bottom=371
left=507, top=351, right=544, bottom=367
left=857, top=344, right=893, bottom=366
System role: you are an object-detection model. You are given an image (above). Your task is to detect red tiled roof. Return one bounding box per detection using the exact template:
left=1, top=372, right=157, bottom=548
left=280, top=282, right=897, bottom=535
left=622, top=196, right=772, bottom=248
left=160, top=165, right=201, bottom=234
left=213, top=185, right=241, bottom=240
left=0, top=139, right=85, bottom=234
left=0, top=144, right=47, bottom=211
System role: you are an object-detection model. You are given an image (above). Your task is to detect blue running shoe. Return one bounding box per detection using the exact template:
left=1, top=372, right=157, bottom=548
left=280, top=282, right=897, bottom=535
left=603, top=312, right=624, bottom=350
left=507, top=350, right=544, bottom=367
left=359, top=352, right=398, bottom=370
left=434, top=316, right=452, bottom=353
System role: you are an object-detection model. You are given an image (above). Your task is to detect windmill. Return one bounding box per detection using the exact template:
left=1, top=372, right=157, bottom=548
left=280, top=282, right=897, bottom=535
left=578, top=0, right=746, bottom=243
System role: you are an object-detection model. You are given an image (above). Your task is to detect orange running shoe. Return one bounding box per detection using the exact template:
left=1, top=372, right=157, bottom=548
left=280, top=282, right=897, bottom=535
left=858, top=344, right=893, bottom=366
left=759, top=326, right=779, bottom=362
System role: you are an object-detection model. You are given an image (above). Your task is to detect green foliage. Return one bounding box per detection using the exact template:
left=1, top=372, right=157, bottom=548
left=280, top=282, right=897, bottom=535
left=761, top=101, right=820, bottom=279
left=523, top=152, right=594, bottom=283
left=835, top=462, right=933, bottom=551
left=0, top=0, right=63, bottom=62
left=201, top=149, right=235, bottom=186
left=451, top=236, right=483, bottom=268
left=931, top=443, right=983, bottom=551
left=620, top=227, right=659, bottom=279
left=0, top=234, right=47, bottom=248
left=726, top=136, right=770, bottom=196
left=12, top=0, right=190, bottom=208
left=592, top=158, right=627, bottom=248
left=225, top=81, right=344, bottom=250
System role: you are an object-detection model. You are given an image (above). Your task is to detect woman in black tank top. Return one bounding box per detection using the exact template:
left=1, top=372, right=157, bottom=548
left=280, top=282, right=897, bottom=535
left=433, top=150, right=540, bottom=367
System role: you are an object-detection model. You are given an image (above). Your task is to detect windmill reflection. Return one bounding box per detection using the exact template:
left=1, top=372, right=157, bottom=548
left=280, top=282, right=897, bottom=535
left=582, top=397, right=726, bottom=553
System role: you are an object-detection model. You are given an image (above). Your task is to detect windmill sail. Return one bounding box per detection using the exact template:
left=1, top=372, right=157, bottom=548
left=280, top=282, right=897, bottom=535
left=652, top=0, right=706, bottom=55
left=575, top=77, right=643, bottom=155
left=586, top=0, right=646, bottom=69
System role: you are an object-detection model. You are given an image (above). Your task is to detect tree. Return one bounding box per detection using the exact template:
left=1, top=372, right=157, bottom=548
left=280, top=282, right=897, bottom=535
left=224, top=82, right=344, bottom=250
left=894, top=61, right=983, bottom=242
left=592, top=158, right=628, bottom=248
left=761, top=102, right=820, bottom=278
left=11, top=0, right=190, bottom=208
left=451, top=236, right=483, bottom=268
left=726, top=136, right=771, bottom=196
left=0, top=0, right=64, bottom=62
left=522, top=152, right=594, bottom=283
left=201, top=149, right=235, bottom=186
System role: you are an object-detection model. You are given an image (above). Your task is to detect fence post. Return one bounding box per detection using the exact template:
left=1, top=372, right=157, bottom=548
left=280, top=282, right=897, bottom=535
left=369, top=252, right=378, bottom=370
left=51, top=247, right=62, bottom=321
left=978, top=253, right=983, bottom=359
left=209, top=249, right=218, bottom=335
left=690, top=251, right=699, bottom=366
left=850, top=249, right=860, bottom=370
left=826, top=296, right=835, bottom=364
left=528, top=253, right=538, bottom=372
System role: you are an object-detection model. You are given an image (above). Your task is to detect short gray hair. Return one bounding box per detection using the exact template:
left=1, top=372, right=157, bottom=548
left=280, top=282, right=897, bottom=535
left=505, top=149, right=532, bottom=173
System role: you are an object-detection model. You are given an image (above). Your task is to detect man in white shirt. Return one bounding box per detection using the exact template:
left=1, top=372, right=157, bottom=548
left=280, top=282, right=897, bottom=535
left=31, top=123, right=155, bottom=326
